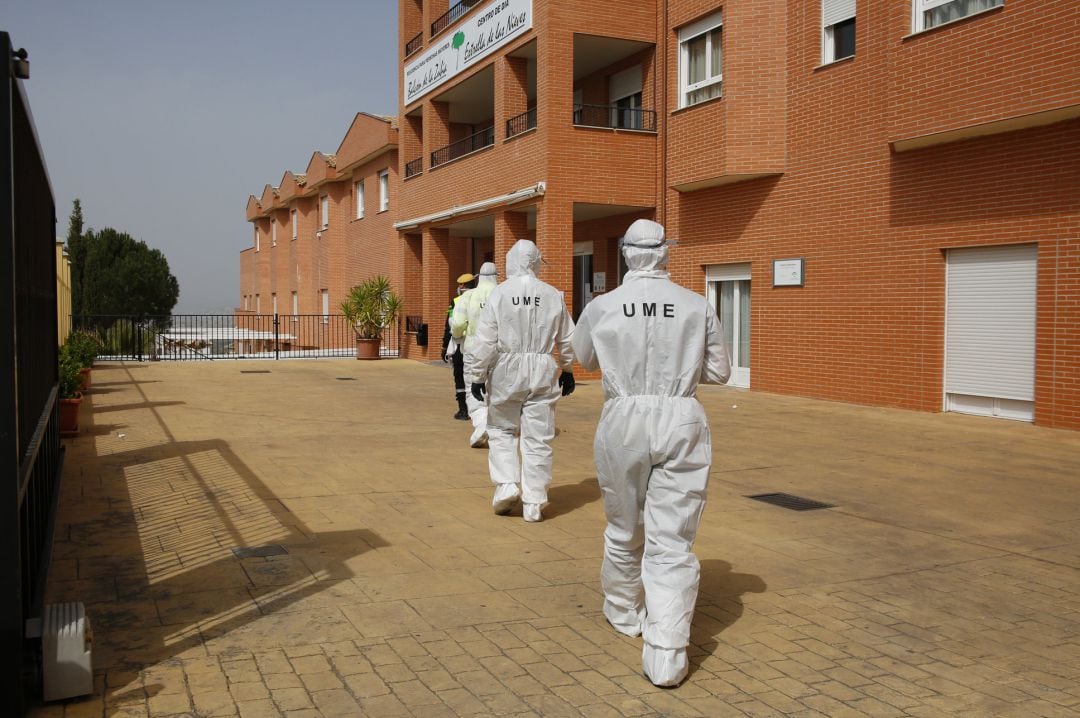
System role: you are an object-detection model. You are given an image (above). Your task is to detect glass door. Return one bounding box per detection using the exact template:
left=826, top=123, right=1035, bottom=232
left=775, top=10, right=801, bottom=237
left=706, top=264, right=751, bottom=387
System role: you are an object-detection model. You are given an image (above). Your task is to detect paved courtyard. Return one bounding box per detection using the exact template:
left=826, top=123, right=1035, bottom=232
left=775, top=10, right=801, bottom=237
left=32, top=358, right=1080, bottom=717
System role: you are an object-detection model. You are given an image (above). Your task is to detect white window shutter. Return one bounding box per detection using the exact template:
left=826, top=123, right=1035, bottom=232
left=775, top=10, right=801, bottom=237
left=946, top=244, right=1037, bottom=401
left=823, top=0, right=856, bottom=27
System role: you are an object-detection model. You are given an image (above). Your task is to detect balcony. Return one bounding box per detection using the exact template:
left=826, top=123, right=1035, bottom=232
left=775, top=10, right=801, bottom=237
left=506, top=107, right=537, bottom=139
left=404, top=157, right=423, bottom=179
left=431, top=125, right=495, bottom=168
left=431, top=0, right=480, bottom=38
left=573, top=104, right=656, bottom=132
left=405, top=32, right=423, bottom=57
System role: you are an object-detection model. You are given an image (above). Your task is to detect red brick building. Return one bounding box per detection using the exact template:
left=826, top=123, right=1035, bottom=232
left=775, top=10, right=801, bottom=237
left=244, top=0, right=1080, bottom=429
left=239, top=113, right=400, bottom=352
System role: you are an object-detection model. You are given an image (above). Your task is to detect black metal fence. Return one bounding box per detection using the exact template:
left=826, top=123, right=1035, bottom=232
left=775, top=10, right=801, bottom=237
left=404, top=157, right=423, bottom=179
left=506, top=107, right=537, bottom=139
left=431, top=0, right=481, bottom=37
left=431, top=125, right=495, bottom=168
left=405, top=31, right=423, bottom=57
left=73, top=315, right=401, bottom=361
left=573, top=103, right=657, bottom=132
left=2, top=31, right=64, bottom=714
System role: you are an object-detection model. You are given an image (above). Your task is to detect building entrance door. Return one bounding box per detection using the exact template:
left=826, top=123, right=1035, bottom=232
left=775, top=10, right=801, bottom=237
left=572, top=241, right=593, bottom=321
left=706, top=264, right=751, bottom=387
left=945, top=243, right=1036, bottom=421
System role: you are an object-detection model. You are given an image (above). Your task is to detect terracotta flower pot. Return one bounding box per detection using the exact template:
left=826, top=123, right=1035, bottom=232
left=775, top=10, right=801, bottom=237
left=356, top=337, right=382, bottom=360
left=79, top=367, right=91, bottom=391
left=59, top=395, right=82, bottom=437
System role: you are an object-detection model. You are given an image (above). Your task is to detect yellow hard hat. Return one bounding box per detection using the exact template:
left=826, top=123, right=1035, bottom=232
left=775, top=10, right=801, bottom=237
left=456, top=273, right=475, bottom=284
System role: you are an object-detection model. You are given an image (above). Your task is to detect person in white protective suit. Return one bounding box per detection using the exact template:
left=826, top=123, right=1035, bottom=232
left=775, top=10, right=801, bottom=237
left=571, top=219, right=731, bottom=687
left=465, top=240, right=576, bottom=523
left=450, top=262, right=498, bottom=448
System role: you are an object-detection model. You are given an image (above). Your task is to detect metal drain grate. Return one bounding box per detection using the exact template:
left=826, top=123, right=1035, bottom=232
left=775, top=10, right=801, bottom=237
left=747, top=493, right=835, bottom=511
left=335, top=377, right=356, bottom=381
left=240, top=370, right=271, bottom=374
left=232, top=545, right=288, bottom=558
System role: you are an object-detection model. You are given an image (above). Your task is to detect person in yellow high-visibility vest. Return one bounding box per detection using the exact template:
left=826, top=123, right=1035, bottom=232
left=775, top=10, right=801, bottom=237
left=441, top=272, right=475, bottom=420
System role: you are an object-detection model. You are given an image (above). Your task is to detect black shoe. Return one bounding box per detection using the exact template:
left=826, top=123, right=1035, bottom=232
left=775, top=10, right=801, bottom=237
left=454, top=408, right=470, bottom=420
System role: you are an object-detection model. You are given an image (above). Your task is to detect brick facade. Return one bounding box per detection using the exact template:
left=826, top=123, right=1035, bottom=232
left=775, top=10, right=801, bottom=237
left=243, top=0, right=1079, bottom=429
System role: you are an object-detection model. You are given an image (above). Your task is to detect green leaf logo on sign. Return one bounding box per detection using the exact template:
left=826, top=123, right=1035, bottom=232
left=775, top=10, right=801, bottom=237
left=452, top=31, right=465, bottom=69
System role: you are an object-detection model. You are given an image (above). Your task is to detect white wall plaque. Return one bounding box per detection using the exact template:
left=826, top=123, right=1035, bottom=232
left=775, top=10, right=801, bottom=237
left=773, top=258, right=805, bottom=287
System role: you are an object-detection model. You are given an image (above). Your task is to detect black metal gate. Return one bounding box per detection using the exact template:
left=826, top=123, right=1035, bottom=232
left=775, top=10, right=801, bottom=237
left=73, top=314, right=400, bottom=361
left=2, top=32, right=64, bottom=714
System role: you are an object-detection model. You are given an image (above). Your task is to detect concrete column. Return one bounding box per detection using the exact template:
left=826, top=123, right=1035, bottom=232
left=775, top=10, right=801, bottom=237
left=496, top=55, right=530, bottom=143
left=421, top=226, right=453, bottom=361
left=494, top=210, right=530, bottom=279
left=536, top=196, right=574, bottom=312
left=426, top=101, right=451, bottom=166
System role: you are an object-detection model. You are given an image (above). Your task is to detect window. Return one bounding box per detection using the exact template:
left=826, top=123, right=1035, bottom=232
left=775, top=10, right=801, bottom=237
left=615, top=93, right=643, bottom=129
left=679, top=13, right=723, bottom=108
left=379, top=170, right=389, bottom=212
left=355, top=180, right=365, bottom=219
left=256, top=294, right=261, bottom=313
left=255, top=227, right=260, bottom=252
left=610, top=65, right=644, bottom=129
left=823, top=0, right=856, bottom=63
left=914, top=0, right=1002, bottom=32
left=321, top=289, right=330, bottom=323
left=271, top=218, right=277, bottom=247
left=291, top=209, right=297, bottom=240
left=292, top=291, right=298, bottom=317
left=243, top=295, right=249, bottom=310
left=272, top=293, right=278, bottom=316
left=320, top=195, right=329, bottom=228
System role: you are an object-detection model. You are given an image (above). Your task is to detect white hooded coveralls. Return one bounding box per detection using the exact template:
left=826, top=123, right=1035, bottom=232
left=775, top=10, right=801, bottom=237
left=571, top=219, right=730, bottom=685
left=451, top=262, right=498, bottom=446
left=465, top=241, right=575, bottom=506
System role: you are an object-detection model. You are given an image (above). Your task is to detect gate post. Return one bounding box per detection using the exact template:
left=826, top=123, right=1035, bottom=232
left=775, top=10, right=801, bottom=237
left=274, top=314, right=280, bottom=360
left=136, top=322, right=143, bottom=362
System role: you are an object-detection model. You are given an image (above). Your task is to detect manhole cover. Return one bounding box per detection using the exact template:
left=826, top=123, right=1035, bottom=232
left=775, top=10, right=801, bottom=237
left=232, top=545, right=288, bottom=558
left=240, top=370, right=271, bottom=374
left=747, top=493, right=835, bottom=511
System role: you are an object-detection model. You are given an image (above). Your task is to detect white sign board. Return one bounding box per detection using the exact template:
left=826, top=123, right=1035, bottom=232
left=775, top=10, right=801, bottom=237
left=404, top=0, right=533, bottom=106
left=773, top=258, right=805, bottom=287
left=592, top=272, right=606, bottom=293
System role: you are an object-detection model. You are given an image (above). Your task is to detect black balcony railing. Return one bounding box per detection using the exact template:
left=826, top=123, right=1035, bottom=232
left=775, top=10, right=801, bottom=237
left=506, top=107, right=537, bottom=139
left=430, top=125, right=495, bottom=168
left=431, top=0, right=481, bottom=37
left=573, top=103, right=657, bottom=132
left=73, top=314, right=401, bottom=361
left=405, top=32, right=423, bottom=57
left=404, top=157, right=423, bottom=179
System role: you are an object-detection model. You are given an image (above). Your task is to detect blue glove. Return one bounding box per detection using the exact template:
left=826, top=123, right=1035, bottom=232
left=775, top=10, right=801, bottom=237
left=471, top=382, right=486, bottom=401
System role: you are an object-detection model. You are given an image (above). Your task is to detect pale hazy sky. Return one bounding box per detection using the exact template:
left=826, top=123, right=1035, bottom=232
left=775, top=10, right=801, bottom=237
left=6, top=1, right=398, bottom=313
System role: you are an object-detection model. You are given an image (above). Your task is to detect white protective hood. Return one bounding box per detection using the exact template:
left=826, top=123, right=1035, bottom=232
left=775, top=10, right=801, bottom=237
left=505, top=239, right=542, bottom=278
left=621, top=219, right=671, bottom=274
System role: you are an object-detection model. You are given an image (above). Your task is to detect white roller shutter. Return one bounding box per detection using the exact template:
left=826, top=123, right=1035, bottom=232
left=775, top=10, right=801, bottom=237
left=945, top=244, right=1036, bottom=418
left=823, top=0, right=856, bottom=27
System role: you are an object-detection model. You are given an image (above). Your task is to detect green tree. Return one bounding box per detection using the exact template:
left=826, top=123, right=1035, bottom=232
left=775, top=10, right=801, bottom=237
left=76, top=226, right=180, bottom=320
left=66, top=199, right=88, bottom=317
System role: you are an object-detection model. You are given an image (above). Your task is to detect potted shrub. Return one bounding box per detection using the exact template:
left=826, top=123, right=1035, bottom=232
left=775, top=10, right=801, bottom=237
left=340, top=275, right=402, bottom=360
left=68, top=329, right=100, bottom=390
left=58, top=345, right=83, bottom=437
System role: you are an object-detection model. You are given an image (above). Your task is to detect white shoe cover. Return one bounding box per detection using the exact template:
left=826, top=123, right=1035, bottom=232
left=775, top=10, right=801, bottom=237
left=522, top=503, right=543, bottom=522
left=642, top=644, right=688, bottom=687
left=492, top=484, right=520, bottom=515
left=603, top=600, right=643, bottom=638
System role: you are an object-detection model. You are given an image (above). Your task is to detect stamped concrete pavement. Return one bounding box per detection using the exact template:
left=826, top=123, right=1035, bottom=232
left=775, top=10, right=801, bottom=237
left=30, top=358, right=1080, bottom=717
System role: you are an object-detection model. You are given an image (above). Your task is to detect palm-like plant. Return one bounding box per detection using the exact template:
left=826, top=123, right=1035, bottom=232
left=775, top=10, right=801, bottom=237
left=340, top=276, right=402, bottom=340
